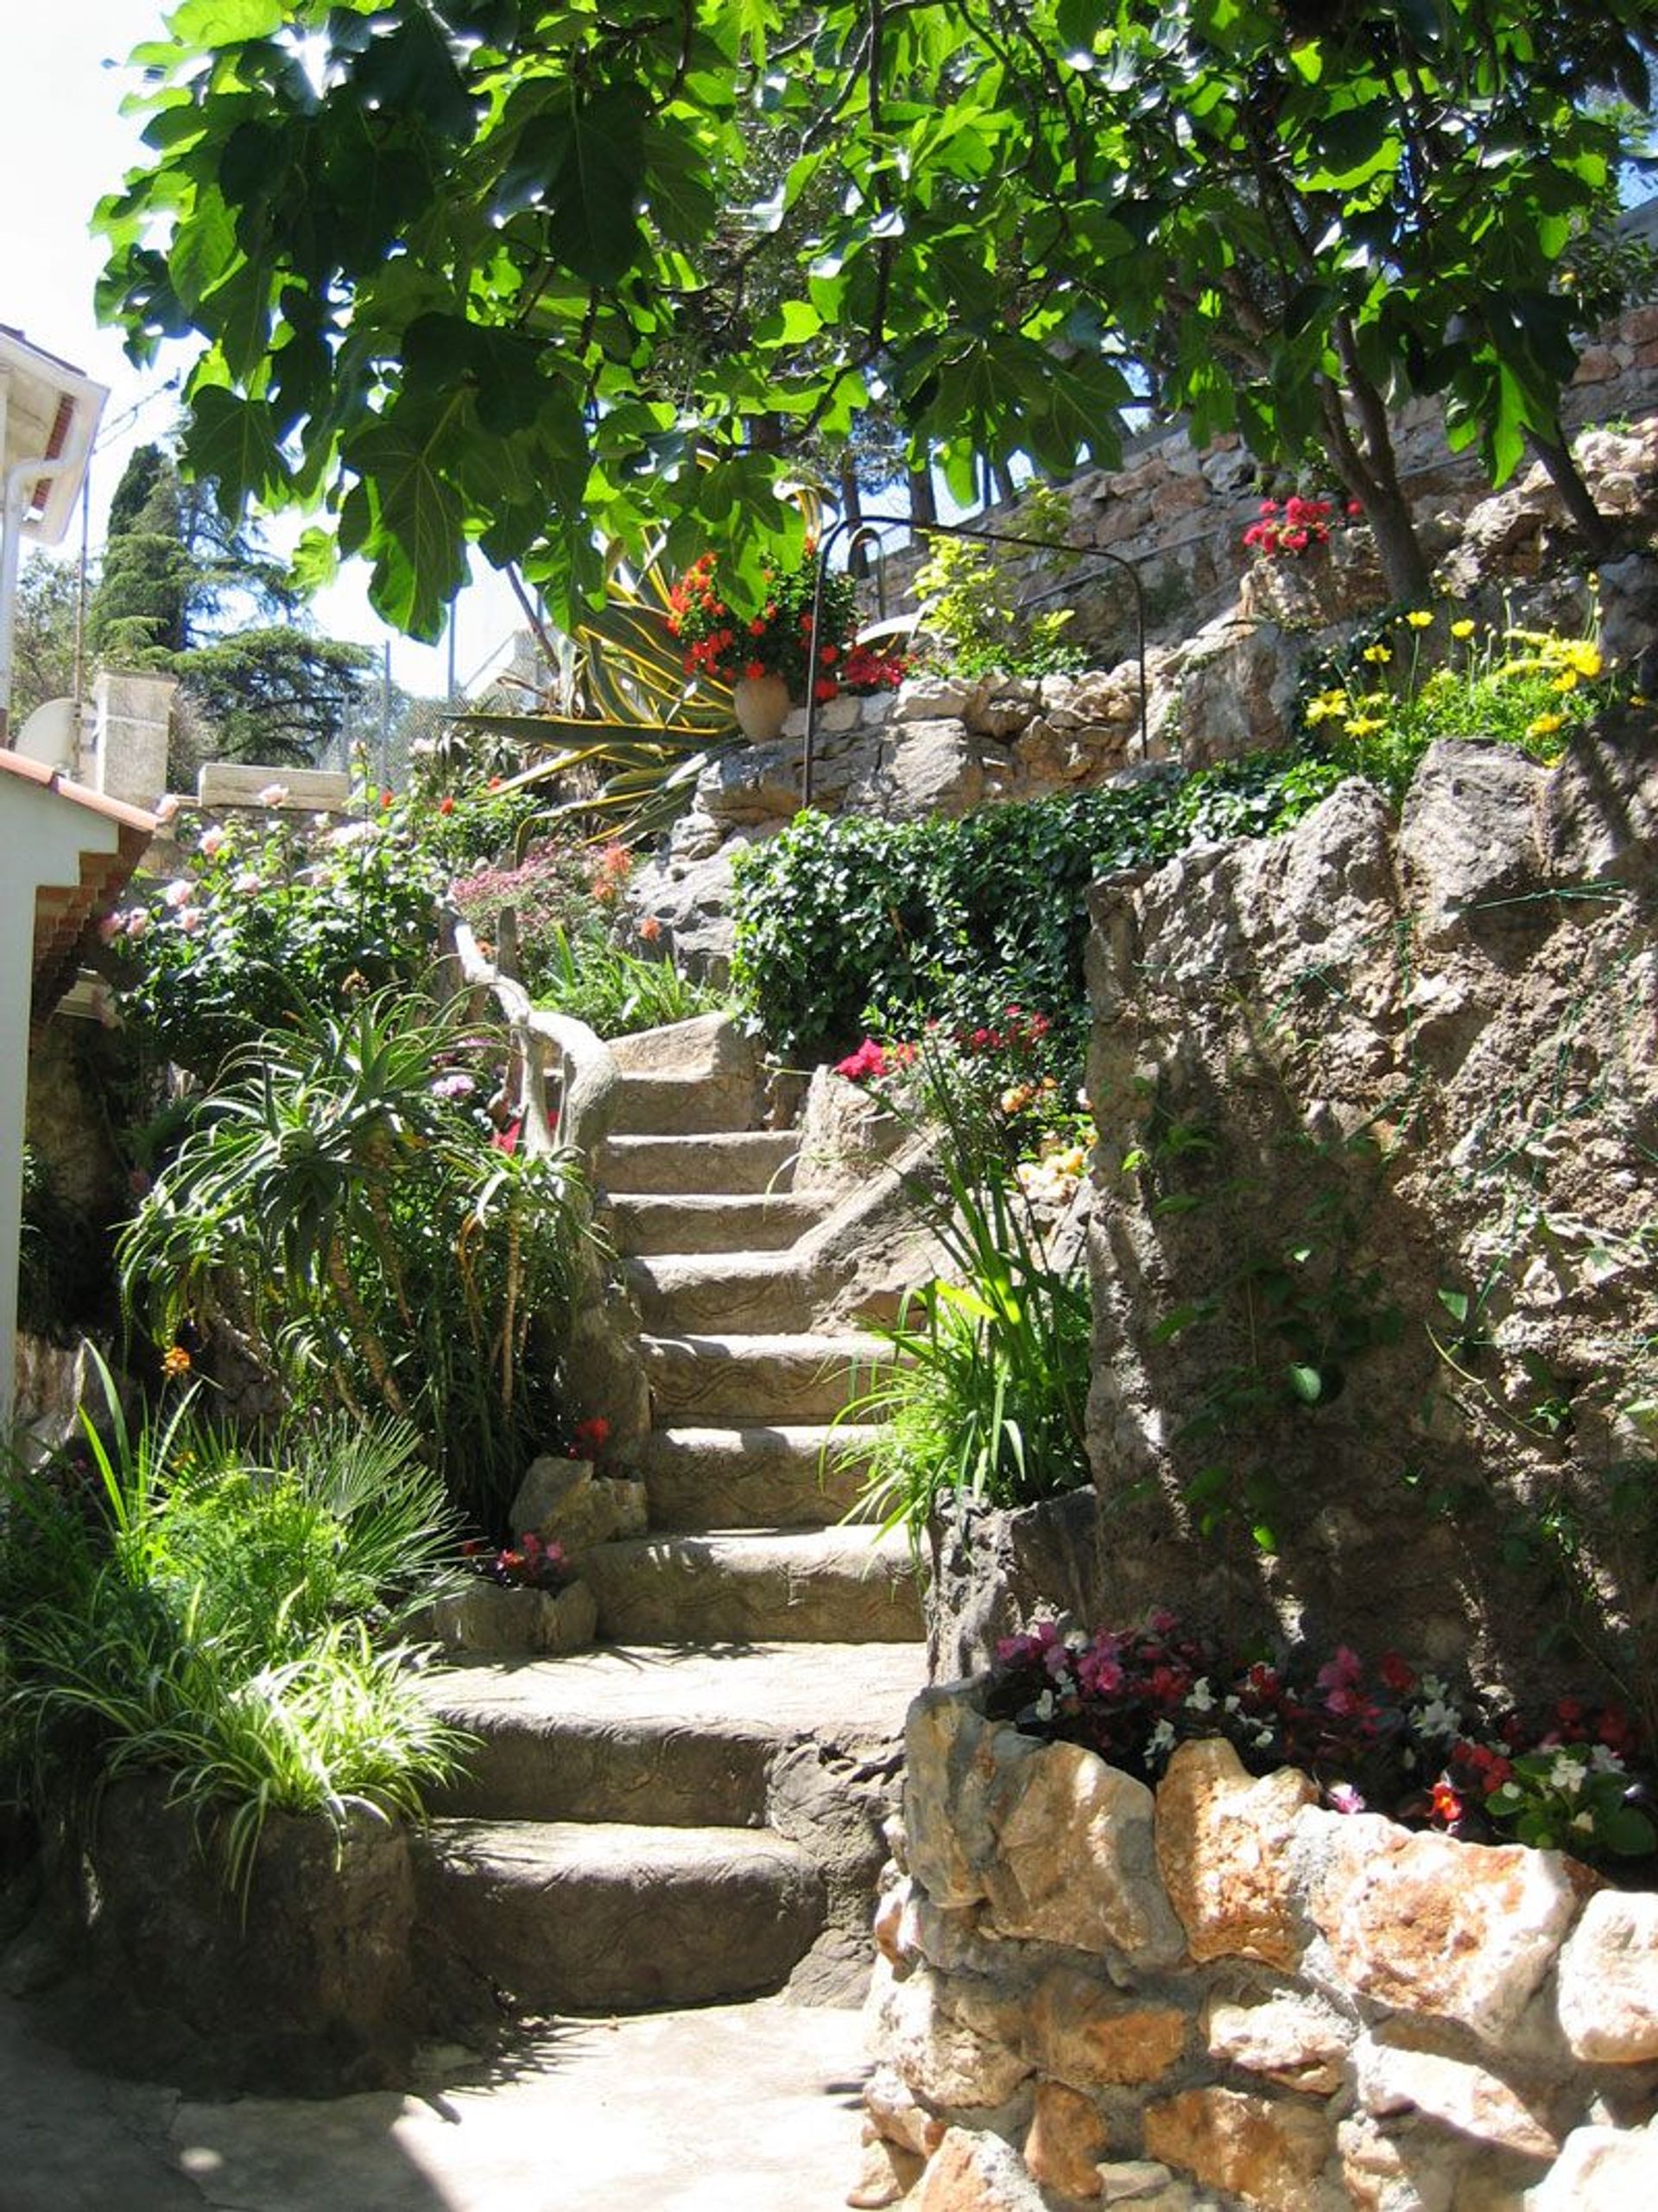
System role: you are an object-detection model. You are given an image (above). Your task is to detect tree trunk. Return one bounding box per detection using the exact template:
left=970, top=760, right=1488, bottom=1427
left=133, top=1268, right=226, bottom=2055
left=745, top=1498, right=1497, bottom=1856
left=839, top=453, right=869, bottom=579
left=1527, top=428, right=1622, bottom=563
left=1313, top=370, right=1434, bottom=603
left=908, top=465, right=938, bottom=531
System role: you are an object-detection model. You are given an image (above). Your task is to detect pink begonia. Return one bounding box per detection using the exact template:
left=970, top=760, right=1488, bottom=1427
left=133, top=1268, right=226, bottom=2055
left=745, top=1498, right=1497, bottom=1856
left=256, top=783, right=289, bottom=808
left=153, top=793, right=181, bottom=824
left=176, top=906, right=203, bottom=934
left=233, top=871, right=262, bottom=895
left=199, top=825, right=229, bottom=858
left=162, top=879, right=193, bottom=909
left=125, top=910, right=152, bottom=939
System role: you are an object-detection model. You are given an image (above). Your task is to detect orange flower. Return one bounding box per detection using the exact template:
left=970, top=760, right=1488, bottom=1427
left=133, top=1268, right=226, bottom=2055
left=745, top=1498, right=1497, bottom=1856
left=161, top=1345, right=193, bottom=1379
left=638, top=915, right=662, bottom=943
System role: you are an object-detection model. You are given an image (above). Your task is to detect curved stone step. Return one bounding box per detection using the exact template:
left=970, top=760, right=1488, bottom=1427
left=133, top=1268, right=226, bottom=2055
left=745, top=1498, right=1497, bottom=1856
left=644, top=1330, right=896, bottom=1422
left=583, top=1526, right=925, bottom=1645
left=602, top=1131, right=799, bottom=1196
left=415, top=1818, right=824, bottom=2012
left=630, top=1421, right=883, bottom=1531
left=626, top=1252, right=819, bottom=1335
left=418, top=1641, right=921, bottom=1825
left=611, top=1191, right=826, bottom=1257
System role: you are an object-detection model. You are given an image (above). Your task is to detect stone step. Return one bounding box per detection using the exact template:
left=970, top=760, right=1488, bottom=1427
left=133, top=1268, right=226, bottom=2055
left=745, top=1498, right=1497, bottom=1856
left=609, top=1068, right=761, bottom=1138
left=626, top=1252, right=819, bottom=1336
left=417, top=1641, right=921, bottom=1827
left=602, top=1131, right=800, bottom=1196
left=415, top=1818, right=824, bottom=2013
left=630, top=1422, right=882, bottom=1531
left=610, top=1191, right=826, bottom=1257
left=582, top=1526, right=925, bottom=1645
left=643, top=1330, right=896, bottom=1423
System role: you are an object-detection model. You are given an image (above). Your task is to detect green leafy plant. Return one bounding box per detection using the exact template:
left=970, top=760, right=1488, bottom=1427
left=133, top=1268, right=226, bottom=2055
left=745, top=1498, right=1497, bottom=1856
left=731, top=751, right=1345, bottom=1074
left=913, top=488, right=1087, bottom=679
left=0, top=1360, right=470, bottom=1899
left=117, top=994, right=585, bottom=1531
left=833, top=1032, right=1092, bottom=1546
left=110, top=799, right=447, bottom=1080
left=531, top=923, right=731, bottom=1037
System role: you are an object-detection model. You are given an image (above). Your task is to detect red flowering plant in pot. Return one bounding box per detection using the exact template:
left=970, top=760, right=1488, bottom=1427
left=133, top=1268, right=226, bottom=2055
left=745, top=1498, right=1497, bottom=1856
left=666, top=546, right=906, bottom=708
left=986, top=1613, right=1656, bottom=1870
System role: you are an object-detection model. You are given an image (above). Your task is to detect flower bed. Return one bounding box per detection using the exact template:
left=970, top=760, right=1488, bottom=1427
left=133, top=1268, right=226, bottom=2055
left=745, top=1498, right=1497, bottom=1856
left=856, top=1664, right=1658, bottom=2211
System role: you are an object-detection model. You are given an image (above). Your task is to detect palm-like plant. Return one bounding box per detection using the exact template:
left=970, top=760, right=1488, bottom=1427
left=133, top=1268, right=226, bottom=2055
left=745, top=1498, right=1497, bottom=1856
left=119, top=994, right=585, bottom=1527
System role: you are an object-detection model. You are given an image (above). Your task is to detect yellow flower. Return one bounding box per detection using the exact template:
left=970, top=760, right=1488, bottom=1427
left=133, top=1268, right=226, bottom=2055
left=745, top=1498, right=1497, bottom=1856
left=1304, top=693, right=1345, bottom=724
left=1406, top=610, right=1433, bottom=629
left=1526, top=713, right=1565, bottom=739
left=1552, top=669, right=1579, bottom=694
left=1450, top=619, right=1475, bottom=640
left=1362, top=644, right=1391, bottom=664
left=1632, top=694, right=1649, bottom=708
left=1566, top=643, right=1603, bottom=680
left=1001, top=1083, right=1035, bottom=1115
left=1344, top=715, right=1383, bottom=737
left=161, top=1345, right=193, bottom=1379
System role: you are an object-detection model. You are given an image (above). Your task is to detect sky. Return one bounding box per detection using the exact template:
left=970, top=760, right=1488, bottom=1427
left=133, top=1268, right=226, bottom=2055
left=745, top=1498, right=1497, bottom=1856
left=0, top=0, right=520, bottom=697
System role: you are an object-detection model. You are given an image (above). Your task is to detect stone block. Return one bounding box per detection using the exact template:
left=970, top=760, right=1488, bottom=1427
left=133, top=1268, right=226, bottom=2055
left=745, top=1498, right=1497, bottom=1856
left=1397, top=742, right=1547, bottom=947
left=1352, top=2024, right=1558, bottom=2161
left=1336, top=2114, right=1459, bottom=2212
left=1029, top=1966, right=1189, bottom=2090
left=509, top=1458, right=648, bottom=1556
left=409, top=1578, right=597, bottom=1657
left=874, top=719, right=986, bottom=818
left=916, top=2128, right=1049, bottom=2212
left=893, top=675, right=987, bottom=725
left=849, top=2130, right=927, bottom=2208
left=1529, top=2124, right=1658, bottom=2209
left=903, top=1688, right=998, bottom=1911
left=875, top=1961, right=1034, bottom=2110
left=194, top=761, right=349, bottom=811
left=1025, top=2079, right=1110, bottom=2199
left=865, top=2061, right=947, bottom=2158
left=1298, top=1810, right=1587, bottom=2045
left=1556, top=1890, right=1658, bottom=2063
left=1155, top=1740, right=1318, bottom=1968
left=1095, top=2162, right=1181, bottom=2205
left=1142, top=2086, right=1338, bottom=2212
left=1204, top=1987, right=1354, bottom=2095
left=983, top=1736, right=1185, bottom=1964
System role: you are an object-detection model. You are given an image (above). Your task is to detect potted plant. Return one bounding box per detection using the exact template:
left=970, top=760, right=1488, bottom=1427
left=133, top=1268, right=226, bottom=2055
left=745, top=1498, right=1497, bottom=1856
left=667, top=544, right=866, bottom=741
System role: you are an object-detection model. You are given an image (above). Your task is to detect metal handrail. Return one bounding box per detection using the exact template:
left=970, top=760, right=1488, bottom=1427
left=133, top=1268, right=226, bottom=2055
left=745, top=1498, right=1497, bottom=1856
left=804, top=512, right=1149, bottom=809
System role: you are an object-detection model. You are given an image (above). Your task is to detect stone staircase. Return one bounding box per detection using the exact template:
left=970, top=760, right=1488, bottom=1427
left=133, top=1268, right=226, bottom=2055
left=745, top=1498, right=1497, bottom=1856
left=413, top=1019, right=927, bottom=2021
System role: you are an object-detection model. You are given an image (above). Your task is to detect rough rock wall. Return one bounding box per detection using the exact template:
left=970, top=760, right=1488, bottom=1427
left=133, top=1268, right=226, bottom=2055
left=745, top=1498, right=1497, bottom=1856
left=856, top=1683, right=1658, bottom=2210
left=1062, top=730, right=1658, bottom=1714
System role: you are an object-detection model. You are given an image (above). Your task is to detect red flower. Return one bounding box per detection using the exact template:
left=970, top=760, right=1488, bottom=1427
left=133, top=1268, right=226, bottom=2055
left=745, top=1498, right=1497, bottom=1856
left=1379, top=1651, right=1415, bottom=1694
left=438, top=795, right=455, bottom=815
left=744, top=658, right=768, bottom=681
left=1428, top=1776, right=1463, bottom=1826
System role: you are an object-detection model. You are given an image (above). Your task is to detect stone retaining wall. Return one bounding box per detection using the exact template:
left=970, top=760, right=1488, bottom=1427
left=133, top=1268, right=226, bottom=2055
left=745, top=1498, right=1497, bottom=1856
left=856, top=1683, right=1658, bottom=2209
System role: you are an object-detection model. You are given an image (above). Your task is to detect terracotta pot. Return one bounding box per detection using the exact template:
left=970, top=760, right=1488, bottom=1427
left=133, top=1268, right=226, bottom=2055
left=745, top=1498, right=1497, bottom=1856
left=731, top=669, right=793, bottom=743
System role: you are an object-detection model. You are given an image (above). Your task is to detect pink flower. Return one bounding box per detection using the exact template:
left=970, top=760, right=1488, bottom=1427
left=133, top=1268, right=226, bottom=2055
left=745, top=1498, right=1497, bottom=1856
left=834, top=1038, right=889, bottom=1082
left=199, top=825, right=228, bottom=858
left=162, top=878, right=193, bottom=909
left=125, top=909, right=152, bottom=939
left=256, top=783, right=289, bottom=808
left=1327, top=1782, right=1366, bottom=1815
left=176, top=906, right=203, bottom=935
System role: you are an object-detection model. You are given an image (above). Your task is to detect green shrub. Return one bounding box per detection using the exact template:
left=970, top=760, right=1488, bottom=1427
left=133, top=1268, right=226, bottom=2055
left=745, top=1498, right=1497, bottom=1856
left=117, top=993, right=585, bottom=1531
left=0, top=1369, right=469, bottom=1896
left=731, top=751, right=1344, bottom=1070
left=836, top=1035, right=1092, bottom=1543
left=532, top=923, right=731, bottom=1036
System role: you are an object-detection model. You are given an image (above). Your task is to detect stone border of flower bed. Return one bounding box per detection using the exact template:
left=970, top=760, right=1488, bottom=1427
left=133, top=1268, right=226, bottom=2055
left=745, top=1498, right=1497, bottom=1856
left=852, top=1681, right=1658, bottom=2209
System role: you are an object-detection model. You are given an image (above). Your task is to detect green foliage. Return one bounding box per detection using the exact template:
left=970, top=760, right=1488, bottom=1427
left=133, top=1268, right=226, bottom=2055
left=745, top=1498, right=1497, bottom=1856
left=9, top=555, right=82, bottom=727
left=111, top=802, right=447, bottom=1080
left=1302, top=605, right=1614, bottom=802
left=0, top=1363, right=469, bottom=1897
left=96, top=3, right=1651, bottom=629
left=838, top=1038, right=1092, bottom=1544
left=731, top=751, right=1344, bottom=1071
left=117, top=994, right=584, bottom=1531
left=913, top=488, right=1087, bottom=679
left=530, top=925, right=731, bottom=1038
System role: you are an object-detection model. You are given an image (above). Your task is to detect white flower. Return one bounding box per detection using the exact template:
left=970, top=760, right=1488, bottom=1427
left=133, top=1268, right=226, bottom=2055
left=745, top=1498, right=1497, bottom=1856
left=1148, top=1719, right=1177, bottom=1757
left=153, top=793, right=180, bottom=824
left=256, top=783, right=290, bottom=808
left=1416, top=1699, right=1459, bottom=1740
left=1034, top=1689, right=1056, bottom=1722
left=328, top=820, right=377, bottom=848
left=1589, top=1744, right=1627, bottom=1777
left=1187, top=1677, right=1215, bottom=1714
left=1223, top=1695, right=1241, bottom=1714
left=1571, top=1811, right=1596, bottom=1835
left=162, top=879, right=193, bottom=909
left=1549, top=1753, right=1586, bottom=1795
left=1416, top=1674, right=1449, bottom=1705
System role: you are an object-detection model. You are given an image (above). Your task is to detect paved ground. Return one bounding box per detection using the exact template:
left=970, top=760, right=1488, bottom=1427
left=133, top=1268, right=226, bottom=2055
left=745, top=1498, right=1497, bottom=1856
left=0, top=1992, right=870, bottom=2211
